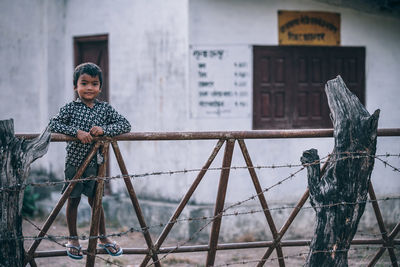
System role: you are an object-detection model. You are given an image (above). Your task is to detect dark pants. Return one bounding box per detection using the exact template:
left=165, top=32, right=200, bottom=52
left=62, top=164, right=98, bottom=198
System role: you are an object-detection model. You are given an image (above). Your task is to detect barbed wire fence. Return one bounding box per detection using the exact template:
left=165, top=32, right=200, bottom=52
left=14, top=195, right=399, bottom=243
left=23, top=218, right=123, bottom=267
left=2, top=152, right=399, bottom=193
left=3, top=151, right=398, bottom=266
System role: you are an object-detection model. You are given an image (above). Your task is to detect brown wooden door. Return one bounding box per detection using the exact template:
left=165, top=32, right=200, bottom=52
left=74, top=35, right=109, bottom=102
left=292, top=47, right=332, bottom=128
left=253, top=46, right=365, bottom=129
left=253, top=47, right=293, bottom=129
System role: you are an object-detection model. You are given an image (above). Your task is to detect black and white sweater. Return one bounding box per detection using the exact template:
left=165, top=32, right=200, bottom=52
left=49, top=98, right=131, bottom=167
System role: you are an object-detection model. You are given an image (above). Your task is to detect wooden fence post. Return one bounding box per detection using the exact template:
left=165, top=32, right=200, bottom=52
left=301, top=76, right=380, bottom=266
left=0, top=119, right=51, bottom=267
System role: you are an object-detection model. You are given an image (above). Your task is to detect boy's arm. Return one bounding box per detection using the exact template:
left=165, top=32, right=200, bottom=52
left=100, top=105, right=131, bottom=137
left=48, top=104, right=79, bottom=137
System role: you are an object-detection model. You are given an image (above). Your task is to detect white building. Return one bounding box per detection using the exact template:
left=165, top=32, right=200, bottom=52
left=1, top=0, right=399, bottom=240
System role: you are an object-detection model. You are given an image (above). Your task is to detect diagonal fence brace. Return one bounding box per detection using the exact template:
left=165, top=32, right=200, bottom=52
left=86, top=142, right=109, bottom=266
left=140, top=139, right=225, bottom=266
left=111, top=141, right=161, bottom=267
left=256, top=154, right=331, bottom=267
left=25, top=142, right=101, bottom=266
left=368, top=182, right=399, bottom=267
left=238, top=139, right=285, bottom=267
left=206, top=139, right=235, bottom=266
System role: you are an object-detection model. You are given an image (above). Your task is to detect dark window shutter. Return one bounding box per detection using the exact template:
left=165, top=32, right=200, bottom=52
left=253, top=47, right=293, bottom=129
left=253, top=46, right=365, bottom=129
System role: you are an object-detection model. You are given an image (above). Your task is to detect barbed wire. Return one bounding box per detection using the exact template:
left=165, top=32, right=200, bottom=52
left=142, top=150, right=399, bottom=266
left=2, top=151, right=398, bottom=265
left=10, top=195, right=398, bottom=243
left=375, top=156, right=400, bottom=172
left=1, top=153, right=325, bottom=191
left=15, top=160, right=311, bottom=247
left=13, top=151, right=399, bottom=243
left=1, top=152, right=398, bottom=193
left=24, top=217, right=66, bottom=247
left=1, top=161, right=307, bottom=192
left=146, top=224, right=400, bottom=266
left=20, top=196, right=400, bottom=267
left=6, top=173, right=400, bottom=246
left=6, top=164, right=306, bottom=244
left=24, top=217, right=124, bottom=267
left=22, top=150, right=399, bottom=242
left=144, top=196, right=400, bottom=266
left=146, top=211, right=217, bottom=266
left=132, top=151, right=400, bottom=267
left=18, top=194, right=400, bottom=265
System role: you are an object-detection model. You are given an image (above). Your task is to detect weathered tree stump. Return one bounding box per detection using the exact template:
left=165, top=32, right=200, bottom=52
left=0, top=119, right=50, bottom=267
left=301, top=76, right=380, bottom=266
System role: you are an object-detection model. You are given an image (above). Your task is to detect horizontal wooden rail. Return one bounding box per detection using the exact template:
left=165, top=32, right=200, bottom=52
left=16, top=128, right=400, bottom=141
left=33, top=238, right=400, bottom=257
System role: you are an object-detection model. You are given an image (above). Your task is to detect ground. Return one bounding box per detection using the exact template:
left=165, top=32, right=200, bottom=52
left=22, top=218, right=396, bottom=266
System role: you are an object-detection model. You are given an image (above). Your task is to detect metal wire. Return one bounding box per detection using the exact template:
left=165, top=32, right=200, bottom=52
left=1, top=152, right=398, bottom=192
left=24, top=217, right=124, bottom=267
left=1, top=149, right=397, bottom=265
left=6, top=195, right=396, bottom=243
left=6, top=151, right=399, bottom=243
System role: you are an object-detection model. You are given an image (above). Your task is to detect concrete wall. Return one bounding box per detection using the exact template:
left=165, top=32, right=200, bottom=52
left=0, top=0, right=67, bottom=172
left=0, top=0, right=65, bottom=132
left=186, top=0, right=400, bottom=203
left=189, top=0, right=400, bottom=129
left=1, top=0, right=398, bottom=200
left=1, top=0, right=399, bottom=239
left=57, top=0, right=190, bottom=201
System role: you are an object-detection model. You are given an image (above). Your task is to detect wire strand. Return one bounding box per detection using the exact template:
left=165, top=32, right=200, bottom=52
left=1, top=152, right=398, bottom=192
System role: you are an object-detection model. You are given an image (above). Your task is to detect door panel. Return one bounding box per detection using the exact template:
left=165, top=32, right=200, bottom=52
left=253, top=46, right=365, bottom=129
left=330, top=48, right=365, bottom=104
left=292, top=47, right=331, bottom=128
left=253, top=47, right=292, bottom=129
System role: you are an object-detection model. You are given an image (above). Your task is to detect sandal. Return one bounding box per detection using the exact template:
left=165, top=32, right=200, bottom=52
left=98, top=241, right=123, bottom=256
left=66, top=243, right=83, bottom=260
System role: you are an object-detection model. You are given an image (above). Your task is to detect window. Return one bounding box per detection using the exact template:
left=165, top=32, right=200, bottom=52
left=253, top=46, right=365, bottom=129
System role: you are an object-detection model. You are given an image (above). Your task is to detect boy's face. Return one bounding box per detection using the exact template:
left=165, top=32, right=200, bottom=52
left=74, top=74, right=101, bottom=103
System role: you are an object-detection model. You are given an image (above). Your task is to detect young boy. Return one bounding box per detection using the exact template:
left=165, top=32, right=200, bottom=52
left=49, top=62, right=131, bottom=259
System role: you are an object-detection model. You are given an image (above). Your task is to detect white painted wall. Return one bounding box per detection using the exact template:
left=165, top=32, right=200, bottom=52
left=189, top=0, right=400, bottom=128
left=187, top=0, right=400, bottom=203
left=0, top=0, right=67, bottom=171
left=58, top=0, right=192, bottom=202
left=0, top=0, right=54, bottom=131
left=0, top=0, right=398, bottom=208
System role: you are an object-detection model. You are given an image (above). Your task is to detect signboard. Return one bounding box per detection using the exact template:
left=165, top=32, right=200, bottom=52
left=189, top=45, right=252, bottom=118
left=278, top=11, right=340, bottom=46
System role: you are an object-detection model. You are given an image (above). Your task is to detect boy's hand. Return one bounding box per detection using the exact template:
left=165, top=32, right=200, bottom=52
left=77, top=130, right=93, bottom=144
left=90, top=126, right=104, bottom=136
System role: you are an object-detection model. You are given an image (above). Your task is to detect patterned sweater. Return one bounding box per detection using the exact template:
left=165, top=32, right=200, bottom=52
left=49, top=98, right=131, bottom=167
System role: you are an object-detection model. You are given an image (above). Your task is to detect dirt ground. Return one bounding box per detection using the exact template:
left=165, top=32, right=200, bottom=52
left=23, top=219, right=395, bottom=267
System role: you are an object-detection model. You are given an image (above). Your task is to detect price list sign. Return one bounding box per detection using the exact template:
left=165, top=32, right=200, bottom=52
left=189, top=45, right=252, bottom=118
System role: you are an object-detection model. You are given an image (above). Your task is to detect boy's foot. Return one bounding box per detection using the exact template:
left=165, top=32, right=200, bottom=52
left=98, top=239, right=123, bottom=256
left=66, top=242, right=83, bottom=260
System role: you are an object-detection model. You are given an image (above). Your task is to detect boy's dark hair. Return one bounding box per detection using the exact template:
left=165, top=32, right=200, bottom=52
left=73, top=62, right=103, bottom=88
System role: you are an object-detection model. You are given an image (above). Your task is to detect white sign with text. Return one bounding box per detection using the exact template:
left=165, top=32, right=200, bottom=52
left=190, top=45, right=252, bottom=118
